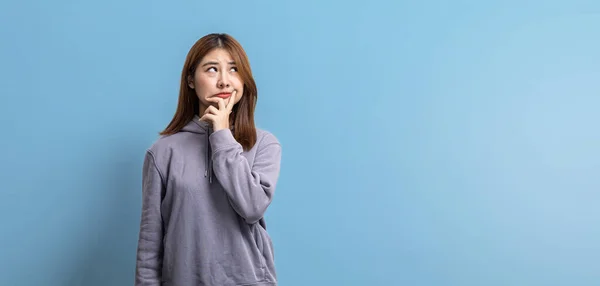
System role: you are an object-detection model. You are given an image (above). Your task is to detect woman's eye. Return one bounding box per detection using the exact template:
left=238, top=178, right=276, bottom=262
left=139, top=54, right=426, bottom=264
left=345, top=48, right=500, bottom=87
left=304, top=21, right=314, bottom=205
left=206, top=66, right=236, bottom=72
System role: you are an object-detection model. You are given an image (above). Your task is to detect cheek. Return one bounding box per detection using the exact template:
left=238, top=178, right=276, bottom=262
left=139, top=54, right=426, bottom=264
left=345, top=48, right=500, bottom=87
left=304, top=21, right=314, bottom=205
left=232, top=77, right=243, bottom=88
left=195, top=78, right=213, bottom=95
left=235, top=83, right=244, bottom=95
left=236, top=92, right=244, bottom=104
left=236, top=87, right=244, bottom=101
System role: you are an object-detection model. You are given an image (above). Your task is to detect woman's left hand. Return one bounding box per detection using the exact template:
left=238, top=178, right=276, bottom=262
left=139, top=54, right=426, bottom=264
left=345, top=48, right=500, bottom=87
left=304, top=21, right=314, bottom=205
left=200, top=90, right=237, bottom=131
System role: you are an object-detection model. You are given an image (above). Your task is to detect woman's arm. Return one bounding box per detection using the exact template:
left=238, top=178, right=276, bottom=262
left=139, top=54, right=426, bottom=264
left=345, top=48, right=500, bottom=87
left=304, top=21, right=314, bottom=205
left=135, top=150, right=164, bottom=286
left=210, top=129, right=282, bottom=224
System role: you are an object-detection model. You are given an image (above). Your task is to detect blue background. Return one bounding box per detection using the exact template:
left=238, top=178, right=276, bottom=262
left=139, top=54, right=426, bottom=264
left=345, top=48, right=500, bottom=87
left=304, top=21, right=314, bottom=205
left=1, top=0, right=599, bottom=285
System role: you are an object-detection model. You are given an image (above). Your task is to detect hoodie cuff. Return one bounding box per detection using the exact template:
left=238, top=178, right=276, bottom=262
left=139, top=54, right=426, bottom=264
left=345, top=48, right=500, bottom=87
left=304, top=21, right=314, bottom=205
left=209, top=128, right=240, bottom=152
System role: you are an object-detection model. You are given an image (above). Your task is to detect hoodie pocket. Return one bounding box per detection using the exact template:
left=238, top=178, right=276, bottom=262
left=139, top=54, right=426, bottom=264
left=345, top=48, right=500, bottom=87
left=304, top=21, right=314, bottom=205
left=251, top=223, right=266, bottom=266
left=254, top=223, right=278, bottom=282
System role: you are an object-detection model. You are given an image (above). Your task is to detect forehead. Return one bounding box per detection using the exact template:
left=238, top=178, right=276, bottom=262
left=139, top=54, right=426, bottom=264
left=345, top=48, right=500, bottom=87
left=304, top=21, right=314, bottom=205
left=200, top=48, right=234, bottom=63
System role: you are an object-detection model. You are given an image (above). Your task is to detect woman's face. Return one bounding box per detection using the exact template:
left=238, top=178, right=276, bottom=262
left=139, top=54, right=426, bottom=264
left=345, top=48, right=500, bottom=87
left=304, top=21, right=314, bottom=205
left=188, top=48, right=244, bottom=112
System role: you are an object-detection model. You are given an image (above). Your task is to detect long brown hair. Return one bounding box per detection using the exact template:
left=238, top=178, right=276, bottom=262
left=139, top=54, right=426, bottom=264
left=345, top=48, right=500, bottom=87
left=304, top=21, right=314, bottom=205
left=160, top=33, right=258, bottom=151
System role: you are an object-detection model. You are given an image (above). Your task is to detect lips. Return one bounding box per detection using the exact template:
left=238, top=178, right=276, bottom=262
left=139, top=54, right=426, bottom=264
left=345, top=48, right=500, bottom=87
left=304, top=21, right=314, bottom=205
left=214, top=92, right=231, bottom=99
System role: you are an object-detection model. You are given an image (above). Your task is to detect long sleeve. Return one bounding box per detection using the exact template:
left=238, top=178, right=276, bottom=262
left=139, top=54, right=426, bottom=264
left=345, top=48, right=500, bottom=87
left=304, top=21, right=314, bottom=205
left=135, top=150, right=165, bottom=286
left=209, top=129, right=282, bottom=224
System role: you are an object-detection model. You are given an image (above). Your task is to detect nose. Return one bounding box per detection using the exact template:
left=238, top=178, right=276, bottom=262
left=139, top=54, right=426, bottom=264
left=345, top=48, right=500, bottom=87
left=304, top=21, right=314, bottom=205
left=217, top=72, right=231, bottom=88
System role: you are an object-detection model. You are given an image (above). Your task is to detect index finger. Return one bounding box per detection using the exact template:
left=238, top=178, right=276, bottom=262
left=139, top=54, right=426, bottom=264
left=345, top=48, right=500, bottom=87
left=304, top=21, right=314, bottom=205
left=227, top=90, right=237, bottom=110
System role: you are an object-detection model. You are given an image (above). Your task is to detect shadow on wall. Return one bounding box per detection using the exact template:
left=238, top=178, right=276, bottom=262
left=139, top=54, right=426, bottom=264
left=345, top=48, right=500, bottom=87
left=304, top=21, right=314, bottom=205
left=65, top=132, right=147, bottom=286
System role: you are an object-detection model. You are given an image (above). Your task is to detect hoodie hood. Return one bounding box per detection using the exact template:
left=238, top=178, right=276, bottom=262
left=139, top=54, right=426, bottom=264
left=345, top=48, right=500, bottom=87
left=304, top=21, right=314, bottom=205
left=180, top=115, right=235, bottom=184
left=182, top=115, right=214, bottom=183
left=181, top=115, right=211, bottom=134
left=180, top=115, right=236, bottom=134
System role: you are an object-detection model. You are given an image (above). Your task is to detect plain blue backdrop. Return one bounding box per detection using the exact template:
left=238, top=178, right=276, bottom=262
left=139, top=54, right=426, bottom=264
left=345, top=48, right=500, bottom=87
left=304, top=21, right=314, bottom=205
left=1, top=0, right=599, bottom=285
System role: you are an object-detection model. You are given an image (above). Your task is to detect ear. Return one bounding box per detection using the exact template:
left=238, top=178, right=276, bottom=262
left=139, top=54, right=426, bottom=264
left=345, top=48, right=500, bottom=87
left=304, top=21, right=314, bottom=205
left=187, top=75, right=195, bottom=89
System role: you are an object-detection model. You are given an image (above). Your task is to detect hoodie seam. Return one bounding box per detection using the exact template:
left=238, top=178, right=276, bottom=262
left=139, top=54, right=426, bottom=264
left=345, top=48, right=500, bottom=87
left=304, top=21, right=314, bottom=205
left=146, top=149, right=166, bottom=187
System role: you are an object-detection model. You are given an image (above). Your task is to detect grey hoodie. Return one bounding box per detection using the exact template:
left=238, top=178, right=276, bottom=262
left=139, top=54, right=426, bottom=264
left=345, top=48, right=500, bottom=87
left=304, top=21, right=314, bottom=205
left=135, top=115, right=282, bottom=286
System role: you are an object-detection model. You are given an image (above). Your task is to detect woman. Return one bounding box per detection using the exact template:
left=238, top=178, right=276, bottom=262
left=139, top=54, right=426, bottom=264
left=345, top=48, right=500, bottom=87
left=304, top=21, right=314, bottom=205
left=135, top=33, right=282, bottom=286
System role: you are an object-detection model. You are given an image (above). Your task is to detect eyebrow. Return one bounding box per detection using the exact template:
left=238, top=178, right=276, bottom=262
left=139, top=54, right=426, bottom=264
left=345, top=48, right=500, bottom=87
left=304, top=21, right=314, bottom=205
left=201, top=61, right=236, bottom=66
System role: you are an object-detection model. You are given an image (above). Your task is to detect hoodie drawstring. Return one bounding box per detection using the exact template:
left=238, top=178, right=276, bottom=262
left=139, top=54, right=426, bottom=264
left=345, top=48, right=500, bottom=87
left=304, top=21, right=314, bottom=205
left=204, top=126, right=213, bottom=184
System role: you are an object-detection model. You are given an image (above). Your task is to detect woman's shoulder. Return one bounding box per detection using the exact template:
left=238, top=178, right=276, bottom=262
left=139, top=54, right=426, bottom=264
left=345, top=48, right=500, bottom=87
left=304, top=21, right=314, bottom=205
left=145, top=131, right=199, bottom=158
left=255, top=128, right=280, bottom=145
left=253, top=128, right=282, bottom=154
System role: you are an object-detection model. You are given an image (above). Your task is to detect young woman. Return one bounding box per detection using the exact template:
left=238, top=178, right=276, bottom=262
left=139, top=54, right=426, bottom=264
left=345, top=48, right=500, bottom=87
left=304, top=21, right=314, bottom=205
left=135, top=33, right=282, bottom=286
